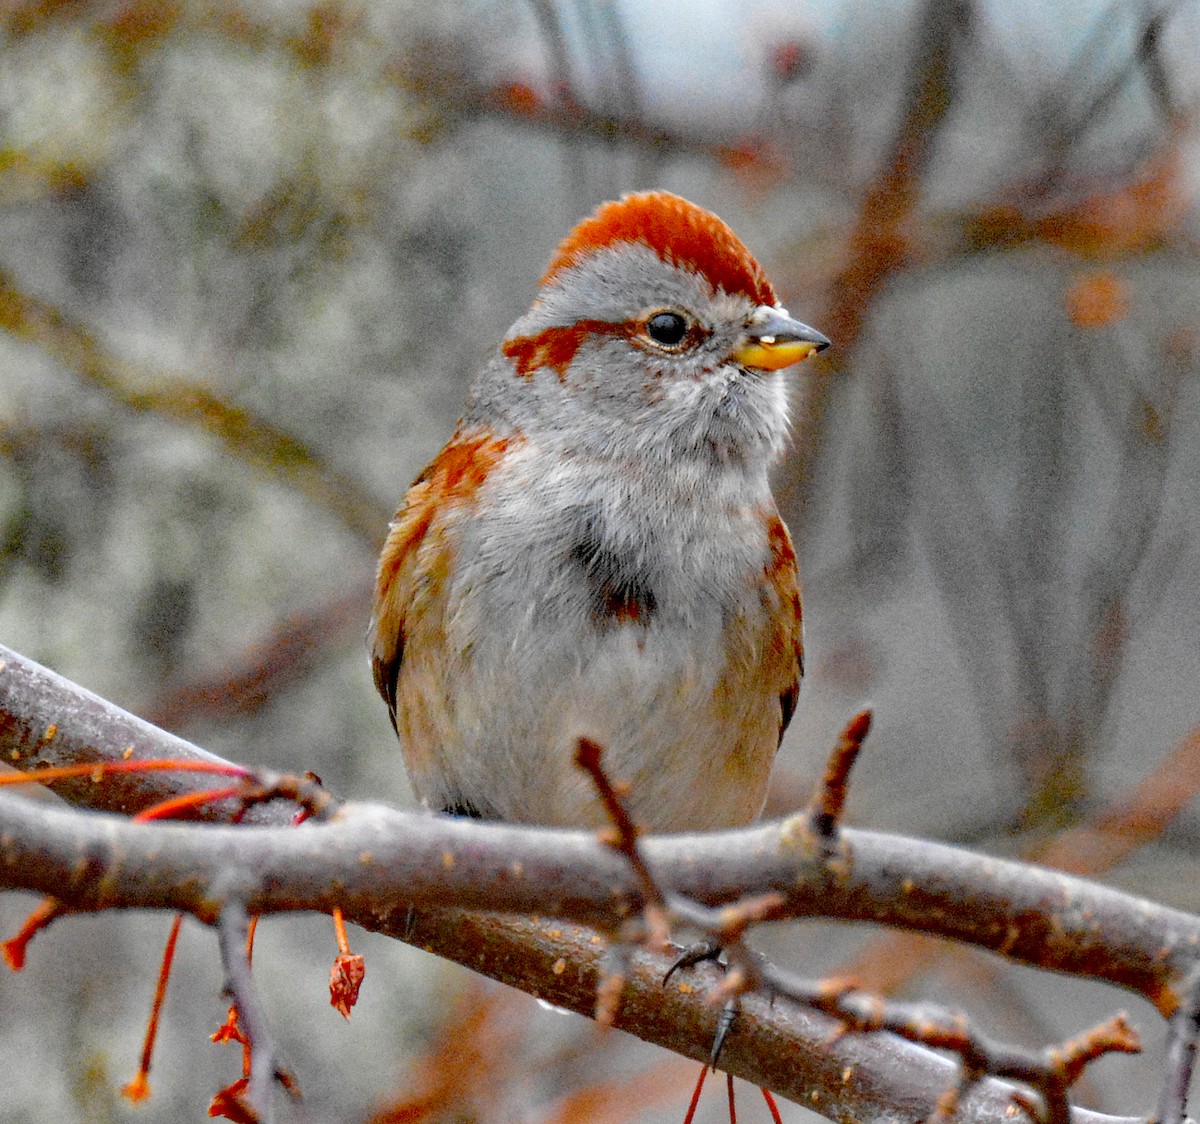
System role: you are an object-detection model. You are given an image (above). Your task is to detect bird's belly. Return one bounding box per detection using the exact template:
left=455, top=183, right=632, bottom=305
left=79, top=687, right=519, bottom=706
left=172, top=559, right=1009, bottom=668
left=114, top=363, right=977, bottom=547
left=417, top=613, right=777, bottom=833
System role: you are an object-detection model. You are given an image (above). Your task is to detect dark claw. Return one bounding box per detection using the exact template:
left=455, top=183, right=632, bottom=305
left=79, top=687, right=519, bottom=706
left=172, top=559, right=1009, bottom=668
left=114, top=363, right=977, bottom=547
left=664, top=938, right=724, bottom=984
left=663, top=940, right=738, bottom=1068
left=710, top=998, right=738, bottom=1068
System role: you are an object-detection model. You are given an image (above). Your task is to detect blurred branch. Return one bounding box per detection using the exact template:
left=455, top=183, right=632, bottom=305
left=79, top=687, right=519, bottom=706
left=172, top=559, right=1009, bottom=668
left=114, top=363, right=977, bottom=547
left=0, top=269, right=388, bottom=547
left=1040, top=719, right=1200, bottom=874
left=142, top=584, right=371, bottom=731
left=399, top=47, right=830, bottom=192
left=960, top=122, right=1192, bottom=259
left=1028, top=0, right=1191, bottom=181
left=783, top=0, right=972, bottom=523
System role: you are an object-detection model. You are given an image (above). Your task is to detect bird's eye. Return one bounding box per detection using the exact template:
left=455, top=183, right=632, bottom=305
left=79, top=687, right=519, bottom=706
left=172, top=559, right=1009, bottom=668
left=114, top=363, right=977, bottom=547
left=644, top=311, right=689, bottom=348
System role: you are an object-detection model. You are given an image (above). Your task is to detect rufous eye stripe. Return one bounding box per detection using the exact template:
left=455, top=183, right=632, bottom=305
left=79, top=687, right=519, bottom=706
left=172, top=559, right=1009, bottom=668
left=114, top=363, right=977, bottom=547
left=540, top=191, right=777, bottom=307
left=502, top=320, right=629, bottom=379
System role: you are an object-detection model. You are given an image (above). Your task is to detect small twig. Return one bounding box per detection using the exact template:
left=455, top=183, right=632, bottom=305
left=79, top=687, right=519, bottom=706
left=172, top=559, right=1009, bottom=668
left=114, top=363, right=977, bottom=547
left=806, top=709, right=873, bottom=838
left=668, top=893, right=788, bottom=950
left=3, top=760, right=339, bottom=826
left=2, top=896, right=65, bottom=970
left=1052, top=1014, right=1143, bottom=1085
left=1155, top=963, right=1200, bottom=1124
left=134, top=768, right=336, bottom=826
left=238, top=769, right=337, bottom=823
left=0, top=758, right=250, bottom=788
left=753, top=957, right=1141, bottom=1124
left=574, top=737, right=669, bottom=949
left=216, top=897, right=298, bottom=1122
left=576, top=736, right=793, bottom=1075
left=574, top=737, right=671, bottom=1029
left=572, top=714, right=1135, bottom=1122
left=122, top=912, right=184, bottom=1103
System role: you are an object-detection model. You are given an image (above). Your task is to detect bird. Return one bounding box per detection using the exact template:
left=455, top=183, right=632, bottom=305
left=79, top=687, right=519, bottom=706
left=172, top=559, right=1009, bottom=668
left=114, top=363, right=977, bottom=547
left=369, top=190, right=828, bottom=834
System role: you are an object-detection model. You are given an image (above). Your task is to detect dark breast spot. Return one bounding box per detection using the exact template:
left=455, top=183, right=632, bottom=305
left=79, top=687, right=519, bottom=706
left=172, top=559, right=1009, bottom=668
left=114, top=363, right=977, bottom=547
left=568, top=506, right=658, bottom=627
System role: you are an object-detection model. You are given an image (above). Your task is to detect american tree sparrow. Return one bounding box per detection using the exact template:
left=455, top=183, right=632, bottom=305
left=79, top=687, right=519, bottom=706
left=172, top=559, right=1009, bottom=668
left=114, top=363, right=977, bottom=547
left=370, top=191, right=828, bottom=832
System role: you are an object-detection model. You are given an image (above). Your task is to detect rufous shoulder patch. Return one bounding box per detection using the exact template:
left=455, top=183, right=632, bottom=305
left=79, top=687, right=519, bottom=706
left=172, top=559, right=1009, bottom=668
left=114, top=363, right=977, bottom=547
left=369, top=430, right=515, bottom=725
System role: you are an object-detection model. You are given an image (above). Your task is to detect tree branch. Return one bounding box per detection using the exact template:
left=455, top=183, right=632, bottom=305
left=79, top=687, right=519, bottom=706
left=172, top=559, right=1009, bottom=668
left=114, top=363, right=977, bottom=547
left=0, top=643, right=1188, bottom=1123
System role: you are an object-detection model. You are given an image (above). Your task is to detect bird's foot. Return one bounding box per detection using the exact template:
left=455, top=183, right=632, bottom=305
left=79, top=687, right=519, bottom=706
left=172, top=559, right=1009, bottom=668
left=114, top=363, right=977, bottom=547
left=663, top=940, right=738, bottom=1067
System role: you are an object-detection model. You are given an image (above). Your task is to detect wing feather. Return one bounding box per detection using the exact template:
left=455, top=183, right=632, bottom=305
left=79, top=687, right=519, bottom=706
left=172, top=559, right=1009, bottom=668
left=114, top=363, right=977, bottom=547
left=368, top=429, right=516, bottom=733
left=764, top=514, right=803, bottom=748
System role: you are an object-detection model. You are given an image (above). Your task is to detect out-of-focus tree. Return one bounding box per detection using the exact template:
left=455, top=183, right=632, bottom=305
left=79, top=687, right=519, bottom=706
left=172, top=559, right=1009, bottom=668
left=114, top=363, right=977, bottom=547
left=1, top=0, right=1198, bottom=1120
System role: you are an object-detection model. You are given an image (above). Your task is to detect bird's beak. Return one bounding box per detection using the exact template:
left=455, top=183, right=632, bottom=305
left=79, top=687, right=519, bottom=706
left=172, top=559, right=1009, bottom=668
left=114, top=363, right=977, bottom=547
left=734, top=306, right=831, bottom=371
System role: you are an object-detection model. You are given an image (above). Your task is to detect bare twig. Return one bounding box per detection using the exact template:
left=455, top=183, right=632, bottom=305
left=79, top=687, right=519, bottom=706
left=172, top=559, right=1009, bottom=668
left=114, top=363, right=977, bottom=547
left=1155, top=964, right=1200, bottom=1124
left=782, top=0, right=973, bottom=523
left=232, top=769, right=338, bottom=823
left=753, top=960, right=1141, bottom=1124
left=215, top=896, right=298, bottom=1122
left=142, top=587, right=370, bottom=730
left=576, top=710, right=1141, bottom=1122
left=575, top=736, right=668, bottom=947
left=806, top=709, right=873, bottom=839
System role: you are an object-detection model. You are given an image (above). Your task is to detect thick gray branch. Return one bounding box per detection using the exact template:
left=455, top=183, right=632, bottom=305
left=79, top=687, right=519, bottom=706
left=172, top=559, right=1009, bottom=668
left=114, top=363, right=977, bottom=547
left=1, top=789, right=1197, bottom=1010
left=0, top=643, right=1181, bottom=1124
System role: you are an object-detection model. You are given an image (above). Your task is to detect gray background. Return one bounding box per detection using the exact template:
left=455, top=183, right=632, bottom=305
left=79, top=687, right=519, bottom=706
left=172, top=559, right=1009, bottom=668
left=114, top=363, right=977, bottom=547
left=1, top=0, right=1199, bottom=1120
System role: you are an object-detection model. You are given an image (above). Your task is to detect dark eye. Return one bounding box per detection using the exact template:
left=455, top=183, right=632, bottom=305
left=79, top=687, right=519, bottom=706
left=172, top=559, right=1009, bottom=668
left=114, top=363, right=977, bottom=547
left=645, top=311, right=689, bottom=347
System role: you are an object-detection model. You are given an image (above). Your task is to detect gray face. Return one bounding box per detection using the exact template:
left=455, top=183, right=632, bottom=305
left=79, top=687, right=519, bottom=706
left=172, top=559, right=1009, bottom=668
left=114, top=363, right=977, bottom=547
left=465, top=241, right=792, bottom=469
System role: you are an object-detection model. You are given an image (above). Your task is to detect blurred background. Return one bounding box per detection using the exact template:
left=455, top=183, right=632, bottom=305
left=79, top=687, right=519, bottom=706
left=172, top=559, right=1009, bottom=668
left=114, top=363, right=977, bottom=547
left=1, top=0, right=1199, bottom=1120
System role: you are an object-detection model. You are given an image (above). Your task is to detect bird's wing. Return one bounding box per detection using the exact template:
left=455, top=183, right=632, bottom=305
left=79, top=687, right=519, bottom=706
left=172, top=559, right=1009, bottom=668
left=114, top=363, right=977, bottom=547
left=764, top=513, right=804, bottom=748
left=368, top=429, right=516, bottom=732
left=369, top=476, right=437, bottom=732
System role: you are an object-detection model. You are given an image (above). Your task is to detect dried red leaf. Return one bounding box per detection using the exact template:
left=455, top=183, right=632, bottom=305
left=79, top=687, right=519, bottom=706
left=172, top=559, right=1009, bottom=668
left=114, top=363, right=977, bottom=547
left=212, top=1006, right=249, bottom=1047
left=330, top=952, right=366, bottom=1019
left=209, top=1077, right=256, bottom=1122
